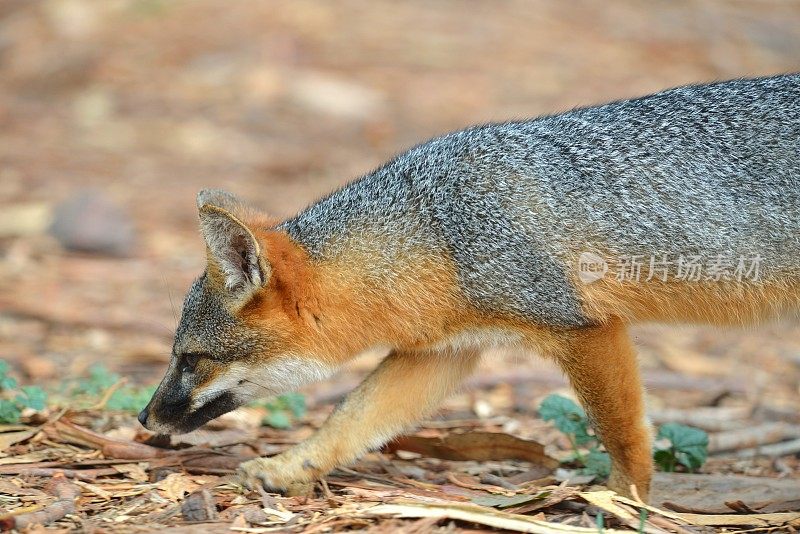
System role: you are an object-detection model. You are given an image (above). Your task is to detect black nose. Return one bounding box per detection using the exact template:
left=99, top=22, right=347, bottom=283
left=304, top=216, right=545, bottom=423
left=137, top=409, right=149, bottom=427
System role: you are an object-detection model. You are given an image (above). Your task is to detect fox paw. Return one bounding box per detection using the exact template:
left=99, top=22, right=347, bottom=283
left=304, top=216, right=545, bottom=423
left=237, top=457, right=315, bottom=496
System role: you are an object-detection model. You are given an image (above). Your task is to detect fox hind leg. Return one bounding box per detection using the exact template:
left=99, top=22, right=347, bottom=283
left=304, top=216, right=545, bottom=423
left=554, top=317, right=654, bottom=500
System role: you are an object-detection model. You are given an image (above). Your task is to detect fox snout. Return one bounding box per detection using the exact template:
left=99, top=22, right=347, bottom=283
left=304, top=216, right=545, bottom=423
left=139, top=383, right=240, bottom=435
left=138, top=360, right=243, bottom=434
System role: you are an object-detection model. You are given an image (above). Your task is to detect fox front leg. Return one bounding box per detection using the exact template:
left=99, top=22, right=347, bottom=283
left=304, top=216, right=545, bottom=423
left=237, top=348, right=480, bottom=493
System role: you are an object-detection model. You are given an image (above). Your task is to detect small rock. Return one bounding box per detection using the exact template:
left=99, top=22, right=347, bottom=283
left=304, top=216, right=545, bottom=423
left=181, top=489, right=218, bottom=522
left=49, top=190, right=135, bottom=256
left=395, top=464, right=427, bottom=480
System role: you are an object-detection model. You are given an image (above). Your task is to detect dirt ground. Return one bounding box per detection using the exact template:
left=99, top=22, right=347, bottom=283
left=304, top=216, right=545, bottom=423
left=1, top=1, right=799, bottom=532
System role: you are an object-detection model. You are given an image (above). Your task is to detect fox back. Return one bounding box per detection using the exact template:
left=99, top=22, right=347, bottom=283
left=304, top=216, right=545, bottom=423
left=281, top=74, right=799, bottom=327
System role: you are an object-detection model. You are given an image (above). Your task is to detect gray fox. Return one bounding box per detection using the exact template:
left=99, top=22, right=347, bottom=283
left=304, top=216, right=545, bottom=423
left=140, top=74, right=800, bottom=500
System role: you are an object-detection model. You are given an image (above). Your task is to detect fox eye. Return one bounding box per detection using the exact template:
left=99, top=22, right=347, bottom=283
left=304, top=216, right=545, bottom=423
left=181, top=352, right=204, bottom=373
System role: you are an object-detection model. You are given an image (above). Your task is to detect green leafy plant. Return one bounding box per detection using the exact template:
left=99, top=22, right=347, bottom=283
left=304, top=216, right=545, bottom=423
left=0, top=361, right=18, bottom=391
left=539, top=394, right=594, bottom=448
left=0, top=360, right=48, bottom=423
left=0, top=400, right=21, bottom=424
left=18, top=386, right=47, bottom=411
left=70, top=364, right=155, bottom=414
left=654, top=422, right=709, bottom=472
left=539, top=394, right=594, bottom=460
left=540, top=394, right=708, bottom=479
left=106, top=385, right=158, bottom=413
left=583, top=448, right=612, bottom=479
left=73, top=364, right=119, bottom=397
left=539, top=394, right=608, bottom=477
left=256, top=392, right=307, bottom=429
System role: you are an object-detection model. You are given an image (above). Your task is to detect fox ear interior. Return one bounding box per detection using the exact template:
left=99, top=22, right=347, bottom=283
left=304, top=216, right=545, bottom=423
left=198, top=204, right=271, bottom=293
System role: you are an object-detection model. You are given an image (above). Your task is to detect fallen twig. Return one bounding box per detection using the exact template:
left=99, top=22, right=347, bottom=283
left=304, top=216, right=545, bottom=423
left=733, top=437, right=800, bottom=458
left=0, top=467, right=120, bottom=480
left=90, top=377, right=128, bottom=410
left=649, top=405, right=751, bottom=431
left=0, top=472, right=81, bottom=531
left=46, top=419, right=170, bottom=459
left=708, top=423, right=800, bottom=453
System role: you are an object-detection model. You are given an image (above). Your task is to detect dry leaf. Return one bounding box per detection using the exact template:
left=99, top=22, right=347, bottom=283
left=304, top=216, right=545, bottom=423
left=579, top=491, right=683, bottom=534
left=0, top=428, right=37, bottom=452
left=386, top=432, right=558, bottom=468
left=676, top=511, right=800, bottom=527
left=446, top=473, right=515, bottom=496
left=612, top=493, right=689, bottom=523
left=262, top=506, right=295, bottom=523
left=470, top=493, right=546, bottom=509
left=73, top=479, right=112, bottom=500
left=230, top=514, right=248, bottom=528
left=579, top=491, right=636, bottom=520
left=506, top=486, right=581, bottom=515
left=369, top=501, right=630, bottom=533
left=112, top=463, right=149, bottom=482
left=157, top=473, right=200, bottom=502
left=0, top=451, right=50, bottom=465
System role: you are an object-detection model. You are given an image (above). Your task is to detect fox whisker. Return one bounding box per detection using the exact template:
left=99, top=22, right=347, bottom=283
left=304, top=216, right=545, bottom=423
left=239, top=377, right=274, bottom=394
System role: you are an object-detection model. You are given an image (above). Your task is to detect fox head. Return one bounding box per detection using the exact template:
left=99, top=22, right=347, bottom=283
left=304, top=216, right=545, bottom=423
left=139, top=190, right=333, bottom=434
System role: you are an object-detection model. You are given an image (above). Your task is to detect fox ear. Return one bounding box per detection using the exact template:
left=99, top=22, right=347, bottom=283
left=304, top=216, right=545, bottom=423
left=197, top=189, right=243, bottom=213
left=198, top=204, right=271, bottom=293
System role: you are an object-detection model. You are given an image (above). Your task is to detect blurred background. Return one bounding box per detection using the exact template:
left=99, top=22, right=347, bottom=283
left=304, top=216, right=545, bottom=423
left=0, top=0, right=798, bottom=449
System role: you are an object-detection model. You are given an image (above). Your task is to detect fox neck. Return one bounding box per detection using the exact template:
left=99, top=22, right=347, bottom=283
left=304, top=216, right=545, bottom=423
left=260, top=221, right=461, bottom=364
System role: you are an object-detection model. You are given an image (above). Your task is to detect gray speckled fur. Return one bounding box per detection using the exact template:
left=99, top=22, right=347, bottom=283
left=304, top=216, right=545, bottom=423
left=174, top=275, right=268, bottom=361
left=280, top=74, right=800, bottom=327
